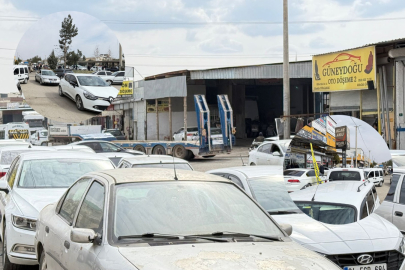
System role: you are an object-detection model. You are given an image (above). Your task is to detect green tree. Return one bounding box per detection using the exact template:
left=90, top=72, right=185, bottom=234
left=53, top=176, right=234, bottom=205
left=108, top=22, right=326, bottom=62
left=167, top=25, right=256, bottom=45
left=59, top=14, right=78, bottom=67
left=82, top=55, right=86, bottom=61
left=27, top=55, right=42, bottom=64
left=66, top=49, right=83, bottom=67
left=47, top=50, right=58, bottom=70
left=14, top=57, right=21, bottom=65
left=333, top=153, right=340, bottom=165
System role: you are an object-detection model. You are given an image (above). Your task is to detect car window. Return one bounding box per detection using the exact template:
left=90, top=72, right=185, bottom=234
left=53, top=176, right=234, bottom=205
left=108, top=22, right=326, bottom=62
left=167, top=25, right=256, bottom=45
left=399, top=179, right=405, bottom=205
left=258, top=144, right=271, bottom=154
left=368, top=171, right=375, bottom=177
left=295, top=201, right=355, bottom=224
left=98, top=72, right=106, bottom=75
left=385, top=174, right=401, bottom=202
left=75, top=181, right=105, bottom=234
left=106, top=72, right=113, bottom=75
left=14, top=68, right=19, bottom=75
left=360, top=197, right=369, bottom=219
left=19, top=68, right=24, bottom=74
left=81, top=142, right=103, bottom=152
left=270, top=144, right=281, bottom=154
left=59, top=178, right=91, bottom=225
left=307, top=170, right=316, bottom=177
left=284, top=170, right=305, bottom=177
left=70, top=75, right=78, bottom=84
left=366, top=191, right=375, bottom=214
left=24, top=67, right=28, bottom=73
left=77, top=76, right=108, bottom=86
left=7, top=156, right=20, bottom=189
left=379, top=170, right=383, bottom=177
left=227, top=174, right=243, bottom=189
left=328, top=171, right=361, bottom=181
left=100, top=142, right=120, bottom=152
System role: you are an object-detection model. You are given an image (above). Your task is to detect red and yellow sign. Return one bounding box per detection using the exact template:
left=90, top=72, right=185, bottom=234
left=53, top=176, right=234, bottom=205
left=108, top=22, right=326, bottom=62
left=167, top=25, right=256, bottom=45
left=312, top=46, right=376, bottom=92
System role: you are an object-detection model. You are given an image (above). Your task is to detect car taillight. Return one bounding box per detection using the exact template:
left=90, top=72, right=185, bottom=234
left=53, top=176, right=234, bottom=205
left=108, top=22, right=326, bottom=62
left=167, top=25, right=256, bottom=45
left=288, top=179, right=300, bottom=183
left=0, top=172, right=6, bottom=177
left=187, top=133, right=193, bottom=136
left=362, top=179, right=365, bottom=181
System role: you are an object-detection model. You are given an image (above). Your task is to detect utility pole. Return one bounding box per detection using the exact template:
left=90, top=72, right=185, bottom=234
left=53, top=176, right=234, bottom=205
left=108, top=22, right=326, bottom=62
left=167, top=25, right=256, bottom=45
left=283, top=0, right=290, bottom=140
left=354, top=125, right=360, bottom=168
left=369, top=150, right=371, bottom=168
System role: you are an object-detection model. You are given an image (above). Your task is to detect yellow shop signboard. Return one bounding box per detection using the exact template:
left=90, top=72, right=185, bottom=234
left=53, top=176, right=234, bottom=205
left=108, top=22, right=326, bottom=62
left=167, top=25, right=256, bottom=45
left=312, top=46, right=376, bottom=92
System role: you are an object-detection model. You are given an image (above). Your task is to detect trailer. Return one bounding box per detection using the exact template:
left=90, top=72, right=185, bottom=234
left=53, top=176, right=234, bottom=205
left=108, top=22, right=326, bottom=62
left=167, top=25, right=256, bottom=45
left=113, top=95, right=235, bottom=160
left=46, top=125, right=103, bottom=145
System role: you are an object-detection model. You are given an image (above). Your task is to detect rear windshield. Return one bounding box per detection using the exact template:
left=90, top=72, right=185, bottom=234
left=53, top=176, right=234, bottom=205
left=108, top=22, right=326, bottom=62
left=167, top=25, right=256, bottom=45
left=106, top=130, right=123, bottom=136
left=132, top=163, right=192, bottom=170
left=283, top=170, right=305, bottom=177
left=328, top=171, right=361, bottom=181
left=187, top=127, right=198, bottom=132
left=211, top=129, right=222, bottom=135
left=295, top=202, right=357, bottom=225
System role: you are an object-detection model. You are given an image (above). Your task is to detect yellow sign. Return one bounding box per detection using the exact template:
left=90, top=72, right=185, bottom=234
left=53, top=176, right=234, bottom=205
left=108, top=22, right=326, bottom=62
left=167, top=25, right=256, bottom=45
left=118, top=81, right=133, bottom=96
left=310, top=143, right=323, bottom=184
left=312, top=46, right=376, bottom=92
left=8, top=129, right=29, bottom=139
left=326, top=133, right=336, bottom=148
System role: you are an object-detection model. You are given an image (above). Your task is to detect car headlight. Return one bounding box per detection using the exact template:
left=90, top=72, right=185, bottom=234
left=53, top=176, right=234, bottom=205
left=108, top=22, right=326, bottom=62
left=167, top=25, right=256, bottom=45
left=399, top=236, right=405, bottom=255
left=83, top=90, right=97, bottom=100
left=12, top=214, right=37, bottom=231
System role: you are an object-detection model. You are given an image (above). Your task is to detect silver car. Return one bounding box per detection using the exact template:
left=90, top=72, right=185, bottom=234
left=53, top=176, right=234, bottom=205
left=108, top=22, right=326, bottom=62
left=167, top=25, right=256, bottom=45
left=35, top=168, right=341, bottom=270
left=35, top=70, right=60, bottom=85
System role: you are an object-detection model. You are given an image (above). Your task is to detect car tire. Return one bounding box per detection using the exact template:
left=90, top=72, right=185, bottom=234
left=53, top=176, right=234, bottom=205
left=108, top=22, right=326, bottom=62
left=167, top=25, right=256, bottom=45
left=202, top=155, right=215, bottom=158
left=133, top=145, right=146, bottom=154
left=39, top=248, right=47, bottom=270
left=152, top=145, right=166, bottom=155
left=23, top=78, right=27, bottom=84
left=76, top=95, right=84, bottom=111
left=172, top=145, right=188, bottom=159
left=58, top=86, right=64, bottom=97
left=107, top=80, right=112, bottom=86
left=2, top=226, right=21, bottom=270
left=186, top=150, right=195, bottom=160
left=250, top=162, right=256, bottom=166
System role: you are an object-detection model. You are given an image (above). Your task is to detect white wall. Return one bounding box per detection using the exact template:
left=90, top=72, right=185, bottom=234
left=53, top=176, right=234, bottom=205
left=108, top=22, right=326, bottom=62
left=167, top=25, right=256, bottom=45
left=146, top=111, right=198, bottom=140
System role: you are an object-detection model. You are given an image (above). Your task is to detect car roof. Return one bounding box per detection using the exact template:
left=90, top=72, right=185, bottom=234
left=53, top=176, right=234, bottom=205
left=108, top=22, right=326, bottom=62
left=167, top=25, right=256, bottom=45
left=17, top=151, right=111, bottom=160
left=0, top=146, right=55, bottom=152
left=71, top=140, right=116, bottom=144
left=393, top=166, right=405, bottom=174
left=327, top=168, right=364, bottom=173
left=207, top=165, right=283, bottom=178
left=72, top=74, right=97, bottom=77
left=290, top=181, right=372, bottom=207
left=284, top=168, right=310, bottom=172
left=121, top=155, right=189, bottom=164
left=92, top=168, right=231, bottom=184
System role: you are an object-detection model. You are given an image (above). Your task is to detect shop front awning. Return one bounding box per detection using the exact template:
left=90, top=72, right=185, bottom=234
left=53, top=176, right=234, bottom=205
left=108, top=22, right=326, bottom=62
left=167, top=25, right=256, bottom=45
left=291, top=136, right=329, bottom=148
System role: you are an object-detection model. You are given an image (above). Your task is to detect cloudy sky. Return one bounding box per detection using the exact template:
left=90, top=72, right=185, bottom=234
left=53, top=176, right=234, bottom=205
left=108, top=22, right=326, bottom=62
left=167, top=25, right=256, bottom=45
left=331, top=115, right=391, bottom=163
left=1, top=0, right=405, bottom=93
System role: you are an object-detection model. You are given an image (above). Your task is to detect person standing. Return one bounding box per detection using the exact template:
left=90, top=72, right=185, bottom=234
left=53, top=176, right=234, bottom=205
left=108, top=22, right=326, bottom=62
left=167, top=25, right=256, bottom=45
left=255, top=132, right=265, bottom=143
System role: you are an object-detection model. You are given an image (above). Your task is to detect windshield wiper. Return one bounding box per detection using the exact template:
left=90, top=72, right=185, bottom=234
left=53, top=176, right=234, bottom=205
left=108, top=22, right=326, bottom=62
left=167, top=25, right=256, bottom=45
left=118, top=232, right=228, bottom=242
left=193, top=231, right=283, bottom=242
left=268, top=210, right=300, bottom=215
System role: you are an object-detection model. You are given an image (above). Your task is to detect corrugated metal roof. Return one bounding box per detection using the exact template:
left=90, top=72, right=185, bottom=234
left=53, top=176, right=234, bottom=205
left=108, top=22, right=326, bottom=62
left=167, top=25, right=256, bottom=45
left=314, top=37, right=405, bottom=57
left=190, top=61, right=312, bottom=80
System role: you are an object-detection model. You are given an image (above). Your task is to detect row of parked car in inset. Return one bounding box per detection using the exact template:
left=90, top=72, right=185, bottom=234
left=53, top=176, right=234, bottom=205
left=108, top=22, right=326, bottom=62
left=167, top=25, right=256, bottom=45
left=0, top=139, right=403, bottom=269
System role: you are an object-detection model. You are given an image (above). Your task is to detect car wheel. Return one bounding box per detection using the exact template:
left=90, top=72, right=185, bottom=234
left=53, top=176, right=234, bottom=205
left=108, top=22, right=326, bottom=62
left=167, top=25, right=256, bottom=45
left=107, top=80, right=112, bottom=86
left=40, top=79, right=43, bottom=85
left=39, top=248, right=47, bottom=270
left=58, top=86, right=64, bottom=97
left=23, top=78, right=27, bottom=84
left=152, top=145, right=166, bottom=155
left=186, top=150, right=195, bottom=160
left=133, top=145, right=146, bottom=153
left=2, top=226, right=20, bottom=270
left=379, top=180, right=383, bottom=187
left=76, top=95, right=84, bottom=111
left=250, top=162, right=256, bottom=166
left=202, top=155, right=215, bottom=158
left=172, top=145, right=188, bottom=159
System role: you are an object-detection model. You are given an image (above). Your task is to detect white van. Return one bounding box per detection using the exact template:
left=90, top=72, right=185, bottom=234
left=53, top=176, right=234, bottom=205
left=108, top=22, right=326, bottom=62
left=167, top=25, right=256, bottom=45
left=363, top=168, right=384, bottom=187
left=13, top=65, right=29, bottom=84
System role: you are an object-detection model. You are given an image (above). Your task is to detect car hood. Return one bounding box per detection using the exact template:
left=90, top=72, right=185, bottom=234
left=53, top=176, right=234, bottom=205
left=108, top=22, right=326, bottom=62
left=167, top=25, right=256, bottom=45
left=41, top=75, right=59, bottom=80
left=12, top=188, right=67, bottom=217
left=118, top=241, right=339, bottom=270
left=124, top=149, right=145, bottom=155
left=81, top=86, right=118, bottom=98
left=272, top=213, right=402, bottom=254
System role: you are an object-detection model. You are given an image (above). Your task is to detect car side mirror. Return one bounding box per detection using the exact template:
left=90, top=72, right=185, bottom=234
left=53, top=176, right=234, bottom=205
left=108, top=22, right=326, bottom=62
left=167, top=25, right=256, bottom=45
left=71, top=228, right=96, bottom=243
left=0, top=180, right=9, bottom=194
left=279, top=223, right=293, bottom=236
left=273, top=151, right=281, bottom=157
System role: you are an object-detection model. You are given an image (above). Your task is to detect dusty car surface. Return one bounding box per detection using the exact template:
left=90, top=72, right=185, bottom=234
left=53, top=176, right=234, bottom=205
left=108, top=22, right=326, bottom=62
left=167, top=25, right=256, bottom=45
left=35, top=168, right=340, bottom=270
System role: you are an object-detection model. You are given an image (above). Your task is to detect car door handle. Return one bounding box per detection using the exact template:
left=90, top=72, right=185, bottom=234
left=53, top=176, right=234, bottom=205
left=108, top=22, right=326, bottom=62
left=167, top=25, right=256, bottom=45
left=395, top=211, right=403, bottom=217
left=64, top=240, right=70, bottom=249
left=45, top=226, right=49, bottom=233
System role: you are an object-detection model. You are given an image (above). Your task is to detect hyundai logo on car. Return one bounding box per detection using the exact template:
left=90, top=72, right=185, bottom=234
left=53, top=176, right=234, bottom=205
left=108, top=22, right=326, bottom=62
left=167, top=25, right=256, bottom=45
left=357, top=254, right=373, bottom=264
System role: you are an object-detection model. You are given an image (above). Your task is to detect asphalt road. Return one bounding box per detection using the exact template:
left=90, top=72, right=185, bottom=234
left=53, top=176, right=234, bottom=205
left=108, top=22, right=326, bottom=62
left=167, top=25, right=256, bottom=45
left=21, top=73, right=120, bottom=123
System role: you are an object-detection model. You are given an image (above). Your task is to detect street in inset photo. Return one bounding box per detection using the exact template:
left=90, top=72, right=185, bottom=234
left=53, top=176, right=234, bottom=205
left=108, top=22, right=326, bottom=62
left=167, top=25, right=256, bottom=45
left=13, top=11, right=130, bottom=123
left=282, top=115, right=392, bottom=226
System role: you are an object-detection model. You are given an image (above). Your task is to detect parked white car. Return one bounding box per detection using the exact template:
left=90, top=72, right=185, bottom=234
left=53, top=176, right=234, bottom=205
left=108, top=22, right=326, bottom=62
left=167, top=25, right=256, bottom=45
left=30, top=129, right=48, bottom=146
left=97, top=152, right=134, bottom=166
left=13, top=65, right=29, bottom=84
left=283, top=168, right=318, bottom=192
left=117, top=155, right=193, bottom=170
left=326, top=168, right=368, bottom=182
left=70, top=140, right=144, bottom=156
left=90, top=66, right=102, bottom=72
left=207, top=167, right=405, bottom=270
left=94, top=70, right=113, bottom=78
left=173, top=126, right=199, bottom=141
left=363, top=168, right=384, bottom=186
left=34, top=70, right=60, bottom=85
left=59, top=74, right=119, bottom=112
left=0, top=151, right=115, bottom=269
left=52, top=145, right=95, bottom=153
left=375, top=167, right=405, bottom=233
left=191, top=127, right=224, bottom=145
left=248, top=139, right=291, bottom=166
left=34, top=168, right=341, bottom=270
left=103, top=71, right=125, bottom=85
left=76, top=65, right=87, bottom=70
left=0, top=146, right=55, bottom=178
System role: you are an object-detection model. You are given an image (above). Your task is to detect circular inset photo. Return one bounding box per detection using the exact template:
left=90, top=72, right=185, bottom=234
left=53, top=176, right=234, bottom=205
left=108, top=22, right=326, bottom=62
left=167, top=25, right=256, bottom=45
left=282, top=115, right=391, bottom=226
left=14, top=11, right=128, bottom=123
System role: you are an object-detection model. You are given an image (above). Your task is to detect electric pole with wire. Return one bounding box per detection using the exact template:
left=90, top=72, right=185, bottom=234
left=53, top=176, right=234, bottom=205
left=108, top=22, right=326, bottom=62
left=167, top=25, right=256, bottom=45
left=283, top=0, right=290, bottom=140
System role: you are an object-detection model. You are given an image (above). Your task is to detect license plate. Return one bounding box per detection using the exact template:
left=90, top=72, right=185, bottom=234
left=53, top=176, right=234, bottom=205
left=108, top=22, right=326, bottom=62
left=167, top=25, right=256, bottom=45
left=344, top=264, right=386, bottom=270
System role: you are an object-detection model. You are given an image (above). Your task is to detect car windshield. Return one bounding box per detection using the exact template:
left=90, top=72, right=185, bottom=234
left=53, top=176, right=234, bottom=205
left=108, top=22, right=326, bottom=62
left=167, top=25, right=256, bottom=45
left=283, top=170, right=305, bottom=177
left=211, top=129, right=222, bottom=135
left=18, top=159, right=114, bottom=188
left=131, top=163, right=192, bottom=170
left=294, top=202, right=357, bottom=225
left=105, top=130, right=122, bottom=136
left=248, top=177, right=301, bottom=213
left=112, top=181, right=283, bottom=241
left=42, top=70, right=56, bottom=76
left=0, top=143, right=29, bottom=148
left=329, top=171, right=361, bottom=181
left=1, top=149, right=48, bottom=165
left=77, top=76, right=109, bottom=86
left=40, top=131, right=48, bottom=137
left=26, top=119, right=43, bottom=128
left=187, top=127, right=199, bottom=132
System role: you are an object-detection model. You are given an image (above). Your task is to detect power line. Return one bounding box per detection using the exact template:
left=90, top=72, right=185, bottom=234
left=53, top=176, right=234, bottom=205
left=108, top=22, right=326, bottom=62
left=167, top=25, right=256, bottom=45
left=350, top=116, right=370, bottom=155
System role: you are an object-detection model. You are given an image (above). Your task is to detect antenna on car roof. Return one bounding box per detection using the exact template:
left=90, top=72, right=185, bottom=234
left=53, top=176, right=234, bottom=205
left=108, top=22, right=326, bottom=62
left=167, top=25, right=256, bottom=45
left=240, top=154, right=246, bottom=166
left=172, top=154, right=178, bottom=180
left=311, top=184, right=320, bottom=202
